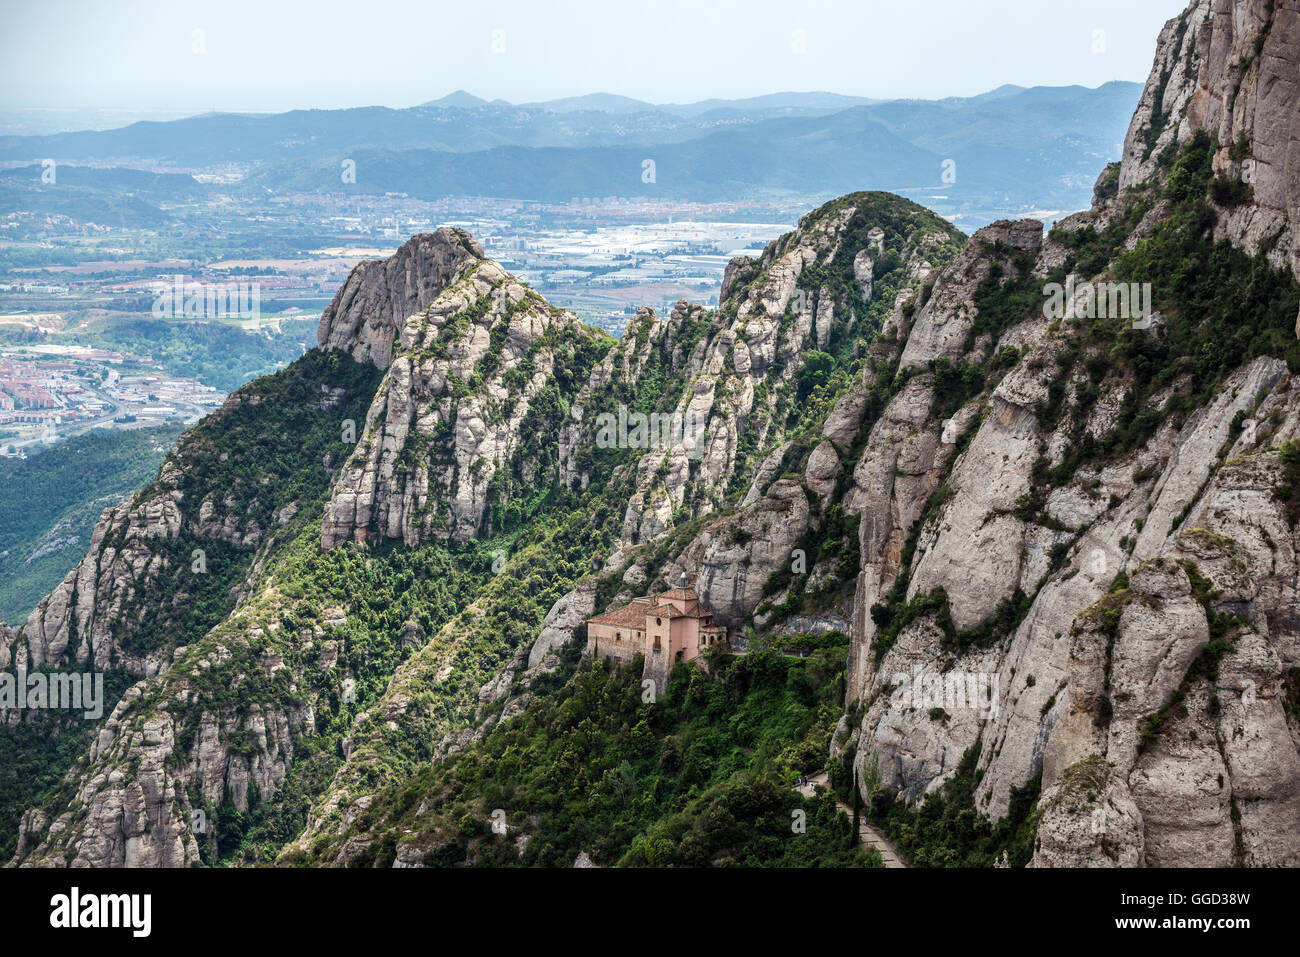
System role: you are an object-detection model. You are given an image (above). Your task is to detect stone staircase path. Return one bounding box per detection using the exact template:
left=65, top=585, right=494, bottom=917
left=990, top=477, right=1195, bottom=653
left=794, top=771, right=907, bottom=868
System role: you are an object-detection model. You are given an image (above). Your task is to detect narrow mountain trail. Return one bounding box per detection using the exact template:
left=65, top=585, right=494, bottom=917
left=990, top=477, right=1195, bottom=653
left=795, top=771, right=907, bottom=868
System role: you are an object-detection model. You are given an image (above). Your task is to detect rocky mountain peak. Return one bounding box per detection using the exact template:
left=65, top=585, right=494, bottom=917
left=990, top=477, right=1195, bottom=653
left=320, top=251, right=608, bottom=549
left=316, top=227, right=486, bottom=368
left=1120, top=0, right=1299, bottom=283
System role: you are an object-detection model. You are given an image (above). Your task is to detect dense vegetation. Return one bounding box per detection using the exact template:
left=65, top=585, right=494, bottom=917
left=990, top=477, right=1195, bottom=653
left=289, top=635, right=876, bottom=867
left=0, top=669, right=137, bottom=862
left=102, top=349, right=383, bottom=660
left=0, top=424, right=183, bottom=624
left=868, top=743, right=1041, bottom=867
left=69, top=309, right=627, bottom=864
left=0, top=350, right=380, bottom=863
left=16, top=138, right=1292, bottom=869
left=176, top=527, right=491, bottom=865
left=1054, top=132, right=1299, bottom=434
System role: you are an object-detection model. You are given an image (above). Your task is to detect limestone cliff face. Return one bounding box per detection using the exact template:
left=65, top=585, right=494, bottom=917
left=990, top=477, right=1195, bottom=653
left=527, top=195, right=967, bottom=670
left=1030, top=379, right=1300, bottom=867
left=551, top=194, right=963, bottom=636
left=316, top=228, right=485, bottom=368
left=1120, top=0, right=1300, bottom=282
left=608, top=198, right=959, bottom=548
left=836, top=208, right=1300, bottom=865
left=832, top=0, right=1300, bottom=867
left=282, top=195, right=965, bottom=866
left=557, top=302, right=704, bottom=494
left=6, top=237, right=605, bottom=868
left=6, top=488, right=182, bottom=679
left=2, top=353, right=380, bottom=867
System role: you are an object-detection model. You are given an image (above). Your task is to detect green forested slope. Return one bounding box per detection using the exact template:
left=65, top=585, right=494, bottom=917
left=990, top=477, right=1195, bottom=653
left=0, top=424, right=184, bottom=625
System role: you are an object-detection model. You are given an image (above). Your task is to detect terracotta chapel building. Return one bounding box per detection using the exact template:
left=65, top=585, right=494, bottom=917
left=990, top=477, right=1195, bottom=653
left=585, top=585, right=728, bottom=690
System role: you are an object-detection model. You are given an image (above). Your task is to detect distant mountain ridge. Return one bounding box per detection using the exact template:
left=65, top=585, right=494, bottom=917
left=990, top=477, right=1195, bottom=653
left=0, top=83, right=1143, bottom=228
left=0, top=83, right=1140, bottom=165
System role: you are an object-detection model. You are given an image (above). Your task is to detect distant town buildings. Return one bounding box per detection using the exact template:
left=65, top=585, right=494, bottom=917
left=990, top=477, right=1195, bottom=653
left=0, top=349, right=222, bottom=447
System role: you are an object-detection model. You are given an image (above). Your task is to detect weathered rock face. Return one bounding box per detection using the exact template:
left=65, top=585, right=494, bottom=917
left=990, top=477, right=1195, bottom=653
left=689, top=478, right=813, bottom=626
left=278, top=197, right=966, bottom=866
left=1120, top=0, right=1300, bottom=282
left=834, top=0, right=1300, bottom=868
left=2, top=349, right=387, bottom=867
left=1027, top=422, right=1300, bottom=868
left=720, top=256, right=757, bottom=303
left=9, top=491, right=182, bottom=677
left=595, top=196, right=962, bottom=552
left=839, top=222, right=1051, bottom=710
left=898, top=219, right=1043, bottom=369
left=11, top=629, right=312, bottom=867
left=527, top=579, right=599, bottom=670
left=1032, top=541, right=1300, bottom=868
left=316, top=228, right=485, bottom=368
left=557, top=302, right=705, bottom=493
left=841, top=224, right=1300, bottom=864
left=0, top=623, right=13, bottom=673
left=1031, top=755, right=1146, bottom=868
left=15, top=0, right=1300, bottom=871
left=320, top=258, right=605, bottom=548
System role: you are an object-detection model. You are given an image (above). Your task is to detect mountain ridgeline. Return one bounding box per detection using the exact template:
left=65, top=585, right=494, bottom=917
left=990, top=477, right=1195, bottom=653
left=0, top=83, right=1142, bottom=226
left=3, top=0, right=1300, bottom=868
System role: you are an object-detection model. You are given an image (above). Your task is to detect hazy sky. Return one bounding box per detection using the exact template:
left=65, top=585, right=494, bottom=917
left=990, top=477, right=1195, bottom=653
left=2, top=0, right=1189, bottom=113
